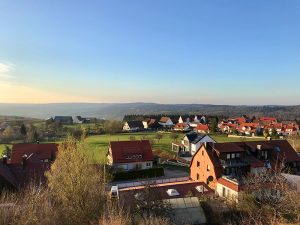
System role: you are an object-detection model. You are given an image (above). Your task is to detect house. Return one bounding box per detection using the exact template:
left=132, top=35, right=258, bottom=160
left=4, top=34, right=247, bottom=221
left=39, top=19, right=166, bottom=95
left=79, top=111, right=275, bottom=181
left=158, top=117, right=174, bottom=128
left=218, top=122, right=238, bottom=134
left=172, top=131, right=216, bottom=155
left=178, top=116, right=192, bottom=124
left=123, top=121, right=144, bottom=132
left=190, top=140, right=300, bottom=201
left=107, top=140, right=154, bottom=171
left=53, top=116, right=73, bottom=124
left=72, top=116, right=89, bottom=124
left=238, top=123, right=260, bottom=136
left=174, top=123, right=190, bottom=132
left=0, top=143, right=58, bottom=190
left=194, top=124, right=210, bottom=134
left=142, top=118, right=156, bottom=130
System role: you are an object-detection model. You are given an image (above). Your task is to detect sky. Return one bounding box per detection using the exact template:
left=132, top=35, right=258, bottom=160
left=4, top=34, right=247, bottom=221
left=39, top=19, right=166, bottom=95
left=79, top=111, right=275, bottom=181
left=0, top=0, right=299, bottom=105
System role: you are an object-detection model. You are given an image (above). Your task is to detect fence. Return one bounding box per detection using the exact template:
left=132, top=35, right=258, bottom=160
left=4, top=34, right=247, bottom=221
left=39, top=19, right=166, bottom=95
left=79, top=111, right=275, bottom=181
left=112, top=176, right=190, bottom=189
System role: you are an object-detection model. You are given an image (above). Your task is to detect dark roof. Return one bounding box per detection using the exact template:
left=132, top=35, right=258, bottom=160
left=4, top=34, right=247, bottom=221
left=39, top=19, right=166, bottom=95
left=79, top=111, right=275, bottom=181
left=213, top=142, right=247, bottom=153
left=0, top=161, right=19, bottom=188
left=10, top=143, right=58, bottom=164
left=126, top=121, right=144, bottom=128
left=119, top=181, right=212, bottom=203
left=212, top=140, right=300, bottom=163
left=109, top=140, right=154, bottom=164
left=185, top=131, right=207, bottom=144
left=54, top=116, right=73, bottom=123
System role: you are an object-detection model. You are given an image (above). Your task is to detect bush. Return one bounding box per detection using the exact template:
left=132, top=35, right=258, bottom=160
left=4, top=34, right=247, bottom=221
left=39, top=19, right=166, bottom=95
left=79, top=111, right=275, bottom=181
left=112, top=167, right=164, bottom=181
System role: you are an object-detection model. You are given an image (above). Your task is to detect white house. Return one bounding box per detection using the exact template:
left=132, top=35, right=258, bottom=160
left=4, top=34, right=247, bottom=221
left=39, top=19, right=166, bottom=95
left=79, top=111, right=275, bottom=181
left=159, top=117, right=174, bottom=128
left=123, top=121, right=144, bottom=132
left=173, top=131, right=216, bottom=155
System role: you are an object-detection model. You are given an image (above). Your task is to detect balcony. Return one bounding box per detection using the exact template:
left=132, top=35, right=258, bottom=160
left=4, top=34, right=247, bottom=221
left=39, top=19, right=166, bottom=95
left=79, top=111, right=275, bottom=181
left=220, top=158, right=249, bottom=168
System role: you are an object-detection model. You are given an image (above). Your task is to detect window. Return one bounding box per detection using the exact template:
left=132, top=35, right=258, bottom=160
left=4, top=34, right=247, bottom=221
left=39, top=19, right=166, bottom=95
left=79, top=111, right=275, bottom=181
left=236, top=153, right=240, bottom=158
left=197, top=173, right=199, bottom=180
left=197, top=161, right=200, bottom=167
left=146, top=162, right=151, bottom=167
left=231, top=153, right=235, bottom=159
left=227, top=154, right=231, bottom=159
left=202, top=151, right=204, bottom=156
left=222, top=187, right=226, bottom=197
left=207, top=165, right=210, bottom=171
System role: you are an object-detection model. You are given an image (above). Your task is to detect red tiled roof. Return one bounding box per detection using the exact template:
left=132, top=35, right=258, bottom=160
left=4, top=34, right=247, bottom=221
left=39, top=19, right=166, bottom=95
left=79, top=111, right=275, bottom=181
left=194, top=124, right=209, bottom=131
left=174, top=123, right=188, bottom=129
left=217, top=177, right=241, bottom=192
left=10, top=143, right=58, bottom=164
left=260, top=117, right=277, bottom=122
left=109, top=140, right=154, bottom=164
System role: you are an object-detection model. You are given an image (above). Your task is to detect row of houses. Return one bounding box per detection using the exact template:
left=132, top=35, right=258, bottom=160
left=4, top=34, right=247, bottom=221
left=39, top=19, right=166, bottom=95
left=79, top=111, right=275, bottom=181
left=123, top=115, right=208, bottom=132
left=1, top=137, right=300, bottom=206
left=46, top=116, right=91, bottom=124
left=219, top=116, right=299, bottom=136
left=108, top=138, right=300, bottom=206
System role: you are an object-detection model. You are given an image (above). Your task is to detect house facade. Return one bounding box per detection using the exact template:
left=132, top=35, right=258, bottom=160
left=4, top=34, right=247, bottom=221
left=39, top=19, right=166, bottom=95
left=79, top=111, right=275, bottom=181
left=107, top=140, right=154, bottom=171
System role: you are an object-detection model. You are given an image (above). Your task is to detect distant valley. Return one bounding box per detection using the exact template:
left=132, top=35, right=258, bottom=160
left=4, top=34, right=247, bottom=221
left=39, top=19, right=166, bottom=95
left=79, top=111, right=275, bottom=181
left=0, top=103, right=299, bottom=121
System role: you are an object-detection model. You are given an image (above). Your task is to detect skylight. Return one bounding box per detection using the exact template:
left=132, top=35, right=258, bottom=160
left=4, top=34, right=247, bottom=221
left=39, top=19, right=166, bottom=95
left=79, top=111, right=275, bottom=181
left=166, top=189, right=180, bottom=196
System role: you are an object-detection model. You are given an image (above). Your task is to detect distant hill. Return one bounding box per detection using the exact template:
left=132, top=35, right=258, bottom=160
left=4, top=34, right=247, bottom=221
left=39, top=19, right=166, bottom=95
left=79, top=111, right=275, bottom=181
left=0, top=103, right=299, bottom=121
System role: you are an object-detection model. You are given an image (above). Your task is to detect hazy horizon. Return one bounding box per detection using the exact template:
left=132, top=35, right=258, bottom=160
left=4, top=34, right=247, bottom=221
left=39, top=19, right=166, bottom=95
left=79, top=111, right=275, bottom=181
left=1, top=1, right=299, bottom=105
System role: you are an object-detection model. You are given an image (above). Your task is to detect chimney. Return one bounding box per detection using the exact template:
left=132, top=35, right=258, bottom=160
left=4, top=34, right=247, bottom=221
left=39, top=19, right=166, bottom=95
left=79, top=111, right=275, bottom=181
left=2, top=155, right=7, bottom=165
left=22, top=154, right=28, bottom=169
left=257, top=145, right=262, bottom=150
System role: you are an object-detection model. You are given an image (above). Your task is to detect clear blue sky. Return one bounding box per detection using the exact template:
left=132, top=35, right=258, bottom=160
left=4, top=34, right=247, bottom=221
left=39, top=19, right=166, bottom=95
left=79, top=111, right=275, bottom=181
left=0, top=0, right=299, bottom=104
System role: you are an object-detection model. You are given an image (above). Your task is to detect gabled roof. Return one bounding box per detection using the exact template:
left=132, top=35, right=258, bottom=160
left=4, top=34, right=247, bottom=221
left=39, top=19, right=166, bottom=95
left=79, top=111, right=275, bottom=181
left=109, top=140, right=154, bottom=164
left=185, top=131, right=212, bottom=144
left=53, top=116, right=73, bottom=123
left=10, top=143, right=58, bottom=164
left=126, top=121, right=144, bottom=128
left=159, top=117, right=172, bottom=123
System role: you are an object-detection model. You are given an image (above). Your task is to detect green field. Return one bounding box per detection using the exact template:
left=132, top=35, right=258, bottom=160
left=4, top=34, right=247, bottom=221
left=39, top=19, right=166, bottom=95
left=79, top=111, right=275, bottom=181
left=82, top=132, right=266, bottom=163
left=0, top=132, right=266, bottom=163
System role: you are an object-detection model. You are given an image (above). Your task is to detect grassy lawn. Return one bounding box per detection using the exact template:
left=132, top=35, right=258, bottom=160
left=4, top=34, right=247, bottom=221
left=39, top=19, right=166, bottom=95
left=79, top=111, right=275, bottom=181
left=0, top=144, right=12, bottom=156
left=82, top=132, right=267, bottom=163
left=83, top=132, right=180, bottom=163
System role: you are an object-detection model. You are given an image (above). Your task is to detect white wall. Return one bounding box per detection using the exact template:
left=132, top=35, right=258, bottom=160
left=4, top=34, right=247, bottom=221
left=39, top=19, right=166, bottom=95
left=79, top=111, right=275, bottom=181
left=115, top=161, right=153, bottom=171
left=216, top=182, right=239, bottom=202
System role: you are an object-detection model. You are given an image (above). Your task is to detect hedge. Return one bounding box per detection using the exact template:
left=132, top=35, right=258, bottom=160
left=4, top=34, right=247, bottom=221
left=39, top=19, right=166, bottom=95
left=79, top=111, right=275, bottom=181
left=112, top=167, right=164, bottom=181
